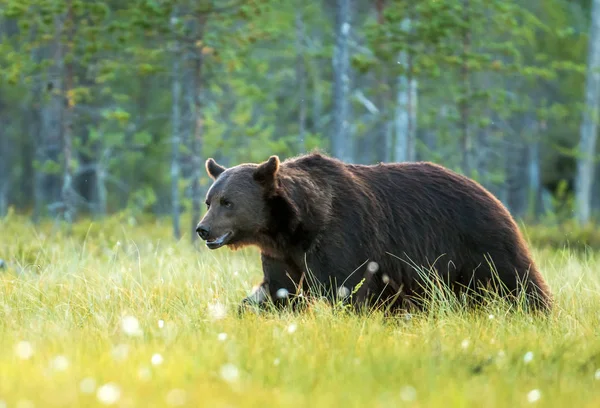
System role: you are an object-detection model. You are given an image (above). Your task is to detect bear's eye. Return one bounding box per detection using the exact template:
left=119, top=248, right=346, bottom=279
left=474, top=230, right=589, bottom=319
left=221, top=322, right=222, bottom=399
left=221, top=198, right=233, bottom=208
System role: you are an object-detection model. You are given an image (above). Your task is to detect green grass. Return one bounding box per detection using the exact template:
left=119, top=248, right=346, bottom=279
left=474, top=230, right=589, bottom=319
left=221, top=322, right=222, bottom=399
left=1, top=214, right=600, bottom=407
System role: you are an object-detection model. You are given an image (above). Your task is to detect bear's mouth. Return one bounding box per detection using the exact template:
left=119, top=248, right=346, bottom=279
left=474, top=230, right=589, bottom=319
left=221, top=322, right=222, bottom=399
left=206, top=231, right=233, bottom=249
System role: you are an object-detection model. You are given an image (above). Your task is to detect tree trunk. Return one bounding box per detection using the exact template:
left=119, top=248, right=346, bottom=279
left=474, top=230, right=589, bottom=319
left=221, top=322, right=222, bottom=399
left=0, top=115, right=9, bottom=217
left=31, top=83, right=43, bottom=223
left=296, top=7, right=307, bottom=154
left=576, top=0, right=600, bottom=225
left=61, top=1, right=76, bottom=225
left=592, top=163, right=600, bottom=212
left=374, top=0, right=387, bottom=163
left=190, top=14, right=208, bottom=243
left=332, top=0, right=351, bottom=162
left=190, top=59, right=203, bottom=244
left=0, top=183, right=7, bottom=219
left=36, top=17, right=65, bottom=220
left=394, top=18, right=417, bottom=163
left=32, top=33, right=61, bottom=221
left=0, top=24, right=7, bottom=215
left=475, top=126, right=489, bottom=186
left=309, top=52, right=323, bottom=137
left=528, top=121, right=542, bottom=221
left=505, top=133, right=529, bottom=219
left=408, top=55, right=417, bottom=162
left=171, top=12, right=182, bottom=240
left=459, top=0, right=472, bottom=176
left=96, top=155, right=108, bottom=217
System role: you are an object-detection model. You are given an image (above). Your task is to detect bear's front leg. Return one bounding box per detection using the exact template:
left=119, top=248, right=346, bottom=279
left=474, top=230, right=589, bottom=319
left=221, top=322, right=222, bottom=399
left=261, top=253, right=306, bottom=309
left=239, top=254, right=305, bottom=314
left=238, top=280, right=270, bottom=314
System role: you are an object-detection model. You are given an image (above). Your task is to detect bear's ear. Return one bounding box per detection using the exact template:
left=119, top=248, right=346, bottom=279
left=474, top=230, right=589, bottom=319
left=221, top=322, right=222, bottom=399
left=205, top=158, right=226, bottom=180
left=253, top=155, right=280, bottom=186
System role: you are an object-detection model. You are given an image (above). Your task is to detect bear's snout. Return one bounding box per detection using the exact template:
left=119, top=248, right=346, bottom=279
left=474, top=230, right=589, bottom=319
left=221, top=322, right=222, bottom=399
left=196, top=224, right=210, bottom=240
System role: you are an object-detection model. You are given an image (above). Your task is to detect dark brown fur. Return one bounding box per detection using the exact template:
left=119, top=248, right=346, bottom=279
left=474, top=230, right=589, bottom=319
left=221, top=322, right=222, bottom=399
left=197, top=152, right=553, bottom=314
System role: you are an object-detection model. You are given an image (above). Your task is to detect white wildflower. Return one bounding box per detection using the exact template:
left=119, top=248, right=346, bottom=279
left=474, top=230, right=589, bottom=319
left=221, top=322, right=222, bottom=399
left=527, top=389, right=541, bottom=403
left=523, top=351, right=534, bottom=364
left=337, top=286, right=350, bottom=299
left=96, top=383, right=121, bottom=405
left=151, top=353, right=164, bottom=366
left=121, top=315, right=142, bottom=337
left=220, top=363, right=239, bottom=383
left=15, top=341, right=34, bottom=360
left=276, top=288, right=289, bottom=299
left=367, top=261, right=379, bottom=274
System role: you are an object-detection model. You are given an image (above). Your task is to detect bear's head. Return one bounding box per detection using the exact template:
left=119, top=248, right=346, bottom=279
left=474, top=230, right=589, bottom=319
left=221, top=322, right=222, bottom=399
left=196, top=155, right=296, bottom=251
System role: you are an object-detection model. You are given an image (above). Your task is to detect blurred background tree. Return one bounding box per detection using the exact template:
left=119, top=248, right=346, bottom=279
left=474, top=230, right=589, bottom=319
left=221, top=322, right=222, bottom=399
left=0, top=0, right=599, bottom=244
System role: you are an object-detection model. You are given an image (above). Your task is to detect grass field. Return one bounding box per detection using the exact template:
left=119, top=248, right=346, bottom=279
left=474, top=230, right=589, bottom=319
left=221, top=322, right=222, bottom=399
left=1, top=214, right=600, bottom=407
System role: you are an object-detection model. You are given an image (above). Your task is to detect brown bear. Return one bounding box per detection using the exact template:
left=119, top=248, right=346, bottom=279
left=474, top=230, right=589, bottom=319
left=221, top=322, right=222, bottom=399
left=196, top=152, right=553, bottom=314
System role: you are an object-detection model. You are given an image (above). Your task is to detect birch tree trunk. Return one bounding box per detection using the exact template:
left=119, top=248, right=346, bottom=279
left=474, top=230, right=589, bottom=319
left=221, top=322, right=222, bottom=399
left=374, top=0, right=386, bottom=163
left=332, top=0, right=351, bottom=162
left=409, top=69, right=417, bottom=162
left=394, top=18, right=417, bottom=163
left=576, top=0, right=600, bottom=225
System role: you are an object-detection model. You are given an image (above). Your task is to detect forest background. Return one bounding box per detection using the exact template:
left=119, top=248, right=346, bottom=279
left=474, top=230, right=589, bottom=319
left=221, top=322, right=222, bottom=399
left=1, top=0, right=600, bottom=249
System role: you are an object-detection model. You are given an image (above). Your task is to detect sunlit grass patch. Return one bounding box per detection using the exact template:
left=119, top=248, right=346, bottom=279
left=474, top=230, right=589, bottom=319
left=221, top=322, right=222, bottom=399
left=1, top=215, right=600, bottom=407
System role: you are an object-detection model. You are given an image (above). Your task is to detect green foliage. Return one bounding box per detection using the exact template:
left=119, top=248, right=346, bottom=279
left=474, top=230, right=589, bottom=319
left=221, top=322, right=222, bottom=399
left=0, top=0, right=596, bottom=224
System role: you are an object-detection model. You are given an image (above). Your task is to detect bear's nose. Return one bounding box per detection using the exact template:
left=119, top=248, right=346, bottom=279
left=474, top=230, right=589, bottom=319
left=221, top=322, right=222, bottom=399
left=196, top=225, right=210, bottom=240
